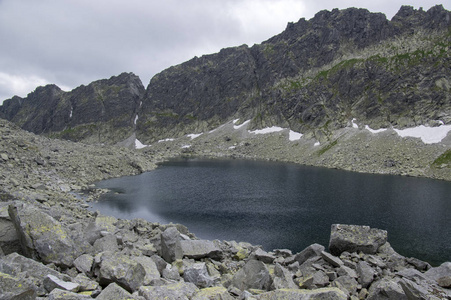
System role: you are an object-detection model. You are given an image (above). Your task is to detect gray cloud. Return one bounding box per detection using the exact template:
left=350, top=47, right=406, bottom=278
left=0, top=0, right=448, bottom=103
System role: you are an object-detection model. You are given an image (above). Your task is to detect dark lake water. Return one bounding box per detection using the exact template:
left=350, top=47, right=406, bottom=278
left=92, top=158, right=451, bottom=265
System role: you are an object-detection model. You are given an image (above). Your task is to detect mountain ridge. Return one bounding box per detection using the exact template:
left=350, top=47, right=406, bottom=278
left=0, top=5, right=450, bottom=152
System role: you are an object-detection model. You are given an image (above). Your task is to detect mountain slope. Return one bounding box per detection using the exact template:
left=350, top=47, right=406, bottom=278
left=136, top=5, right=450, bottom=143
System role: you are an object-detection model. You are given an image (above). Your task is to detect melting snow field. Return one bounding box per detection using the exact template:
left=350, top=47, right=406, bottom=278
left=249, top=126, right=284, bottom=135
left=233, top=119, right=250, bottom=130
left=289, top=130, right=303, bottom=141
left=394, top=125, right=451, bottom=144
left=187, top=133, right=202, bottom=139
left=134, top=139, right=148, bottom=149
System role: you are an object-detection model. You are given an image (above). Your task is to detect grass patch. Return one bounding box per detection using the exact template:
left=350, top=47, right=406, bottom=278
left=317, top=139, right=338, bottom=156
left=432, top=149, right=451, bottom=167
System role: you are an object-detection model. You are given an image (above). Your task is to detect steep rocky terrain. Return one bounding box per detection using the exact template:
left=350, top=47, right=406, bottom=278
left=1, top=119, right=450, bottom=299
left=137, top=5, right=451, bottom=142
left=0, top=73, right=143, bottom=144
left=0, top=5, right=450, bottom=182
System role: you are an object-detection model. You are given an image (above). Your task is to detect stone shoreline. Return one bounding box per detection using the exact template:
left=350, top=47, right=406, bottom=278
left=1, top=119, right=450, bottom=299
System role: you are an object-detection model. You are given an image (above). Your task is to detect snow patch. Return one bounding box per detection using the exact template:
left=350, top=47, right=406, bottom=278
left=181, top=145, right=191, bottom=149
left=289, top=130, right=303, bottom=141
left=233, top=119, right=240, bottom=124
left=135, top=139, right=148, bottom=149
left=187, top=133, right=202, bottom=139
left=69, top=107, right=73, bottom=118
left=229, top=146, right=236, bottom=149
left=394, top=124, right=451, bottom=144
left=233, top=120, right=250, bottom=130
left=365, top=125, right=387, bottom=134
left=134, top=115, right=138, bottom=125
left=249, top=126, right=284, bottom=134
left=351, top=118, right=359, bottom=129
left=314, top=142, right=320, bottom=146
left=158, top=138, right=175, bottom=143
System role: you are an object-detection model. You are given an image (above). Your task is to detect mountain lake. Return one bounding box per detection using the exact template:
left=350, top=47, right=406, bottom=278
left=91, top=158, right=451, bottom=266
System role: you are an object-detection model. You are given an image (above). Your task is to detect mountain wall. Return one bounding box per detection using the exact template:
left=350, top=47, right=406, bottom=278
left=137, top=5, right=451, bottom=143
left=0, top=72, right=143, bottom=144
left=1, top=5, right=450, bottom=146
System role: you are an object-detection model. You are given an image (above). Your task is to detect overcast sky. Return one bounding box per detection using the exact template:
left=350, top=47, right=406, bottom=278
left=0, top=0, right=448, bottom=103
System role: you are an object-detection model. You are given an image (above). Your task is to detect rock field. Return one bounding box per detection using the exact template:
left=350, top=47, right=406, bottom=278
left=1, top=119, right=450, bottom=299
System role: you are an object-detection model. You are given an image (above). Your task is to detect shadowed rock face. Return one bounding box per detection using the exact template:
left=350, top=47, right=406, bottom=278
left=1, top=6, right=450, bottom=145
left=0, top=72, right=144, bottom=144
left=137, top=5, right=451, bottom=142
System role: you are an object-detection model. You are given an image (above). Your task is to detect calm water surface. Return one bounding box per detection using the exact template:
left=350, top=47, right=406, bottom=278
left=92, top=158, right=451, bottom=265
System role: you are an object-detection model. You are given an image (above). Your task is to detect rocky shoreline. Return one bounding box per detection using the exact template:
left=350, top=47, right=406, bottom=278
left=1, top=118, right=451, bottom=299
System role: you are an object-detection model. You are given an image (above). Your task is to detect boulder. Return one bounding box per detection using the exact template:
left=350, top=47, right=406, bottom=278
left=256, top=287, right=348, bottom=299
left=93, top=234, right=119, bottom=253
left=44, top=274, right=79, bottom=293
left=97, top=252, right=147, bottom=293
left=367, top=278, right=407, bottom=300
left=0, top=203, right=20, bottom=255
left=96, top=282, right=140, bottom=300
left=254, top=248, right=276, bottom=264
left=271, top=263, right=297, bottom=289
left=294, top=243, right=325, bottom=265
left=139, top=281, right=199, bottom=300
left=332, top=275, right=358, bottom=295
left=48, top=288, right=91, bottom=299
left=0, top=271, right=37, bottom=300
left=161, top=227, right=183, bottom=263
left=0, top=252, right=68, bottom=295
left=8, top=202, right=79, bottom=267
left=329, top=224, right=387, bottom=256
left=192, top=286, right=234, bottom=300
left=183, top=262, right=216, bottom=288
left=425, top=262, right=451, bottom=283
left=73, top=274, right=100, bottom=293
left=180, top=239, right=223, bottom=260
left=73, top=254, right=94, bottom=275
left=356, top=261, right=376, bottom=288
left=321, top=250, right=344, bottom=267
left=231, top=259, right=272, bottom=291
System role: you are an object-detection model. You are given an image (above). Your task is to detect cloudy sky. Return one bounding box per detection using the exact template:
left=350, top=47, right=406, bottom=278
left=0, top=0, right=448, bottom=103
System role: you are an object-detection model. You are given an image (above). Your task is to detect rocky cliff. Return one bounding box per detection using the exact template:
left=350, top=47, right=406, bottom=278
left=0, top=72, right=143, bottom=144
left=137, top=5, right=451, bottom=142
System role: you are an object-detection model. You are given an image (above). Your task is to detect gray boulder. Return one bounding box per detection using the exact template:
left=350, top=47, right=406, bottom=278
left=256, top=287, right=347, bottom=299
left=367, top=278, right=407, bottom=300
left=8, top=202, right=79, bottom=267
left=231, top=259, right=272, bottom=291
left=43, top=274, right=79, bottom=293
left=0, top=271, right=36, bottom=300
left=180, top=239, right=222, bottom=260
left=329, top=224, right=387, bottom=256
left=139, top=282, right=199, bottom=300
left=183, top=262, right=216, bottom=288
left=294, top=243, right=325, bottom=265
left=96, top=282, right=141, bottom=300
left=191, top=286, right=234, bottom=300
left=97, top=252, right=147, bottom=293
left=0, top=203, right=20, bottom=255
left=73, top=254, right=94, bottom=275
left=254, top=248, right=276, bottom=264
left=332, top=275, right=359, bottom=295
left=161, top=227, right=183, bottom=263
left=48, top=288, right=91, bottom=299
left=321, top=250, right=344, bottom=267
left=272, top=263, right=297, bottom=289
left=425, top=261, right=451, bottom=283
left=356, top=261, right=376, bottom=288
left=93, top=234, right=119, bottom=253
